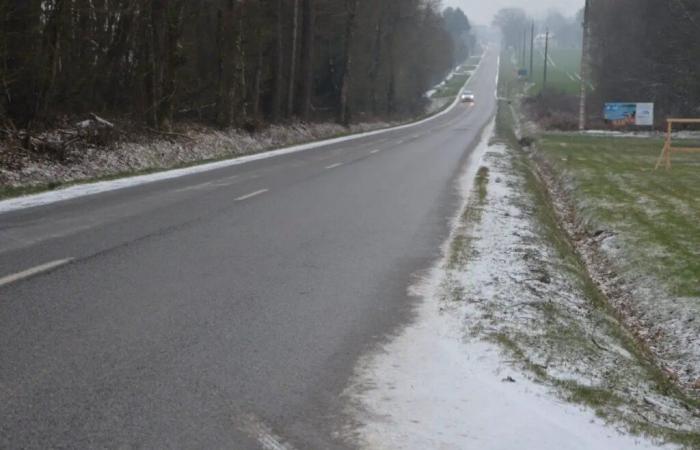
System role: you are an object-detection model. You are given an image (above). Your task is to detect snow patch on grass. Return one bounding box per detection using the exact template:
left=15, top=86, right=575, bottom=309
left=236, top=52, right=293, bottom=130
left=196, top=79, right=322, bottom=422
left=341, top=120, right=690, bottom=449
left=535, top=135, right=700, bottom=390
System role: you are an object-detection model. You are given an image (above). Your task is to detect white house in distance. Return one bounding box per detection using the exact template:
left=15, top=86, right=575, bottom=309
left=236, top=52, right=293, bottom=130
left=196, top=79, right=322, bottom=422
left=535, top=32, right=557, bottom=48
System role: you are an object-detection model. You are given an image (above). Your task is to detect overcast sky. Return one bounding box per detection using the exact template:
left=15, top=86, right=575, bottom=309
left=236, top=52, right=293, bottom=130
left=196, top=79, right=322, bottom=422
left=443, top=0, right=584, bottom=25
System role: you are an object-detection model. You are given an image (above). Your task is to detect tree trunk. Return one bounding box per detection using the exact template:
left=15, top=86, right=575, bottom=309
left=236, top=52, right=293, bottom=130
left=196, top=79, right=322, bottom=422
left=287, top=0, right=300, bottom=116
left=37, top=0, right=66, bottom=120
left=105, top=0, right=135, bottom=109
left=385, top=24, right=396, bottom=116
left=216, top=0, right=236, bottom=127
left=272, top=0, right=284, bottom=121
left=368, top=11, right=383, bottom=116
left=4, top=0, right=41, bottom=128
left=252, top=26, right=264, bottom=119
left=299, top=0, right=315, bottom=121
left=159, top=0, right=186, bottom=130
left=338, top=0, right=358, bottom=125
left=237, top=11, right=247, bottom=120
left=146, top=0, right=162, bottom=127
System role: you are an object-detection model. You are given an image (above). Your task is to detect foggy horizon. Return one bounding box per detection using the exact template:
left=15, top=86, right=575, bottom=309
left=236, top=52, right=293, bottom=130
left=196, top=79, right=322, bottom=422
left=443, top=0, right=585, bottom=25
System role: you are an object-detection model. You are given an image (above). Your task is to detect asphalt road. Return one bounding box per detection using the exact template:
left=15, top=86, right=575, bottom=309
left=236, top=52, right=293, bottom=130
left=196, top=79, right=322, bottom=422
left=0, top=48, right=499, bottom=449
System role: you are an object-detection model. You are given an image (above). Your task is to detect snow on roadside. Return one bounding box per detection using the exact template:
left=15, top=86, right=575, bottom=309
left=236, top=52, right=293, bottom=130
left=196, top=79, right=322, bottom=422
left=0, top=121, right=394, bottom=190
left=1, top=53, right=486, bottom=214
left=341, top=120, right=693, bottom=449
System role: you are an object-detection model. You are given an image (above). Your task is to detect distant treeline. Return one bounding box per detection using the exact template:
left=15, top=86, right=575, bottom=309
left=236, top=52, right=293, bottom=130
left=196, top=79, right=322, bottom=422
left=0, top=1, right=473, bottom=132
left=493, top=7, right=583, bottom=52
left=589, top=0, right=700, bottom=119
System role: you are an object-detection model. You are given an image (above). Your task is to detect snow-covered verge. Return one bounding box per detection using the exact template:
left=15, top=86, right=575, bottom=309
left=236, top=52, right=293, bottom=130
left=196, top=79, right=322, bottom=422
left=341, top=120, right=700, bottom=449
left=0, top=121, right=394, bottom=191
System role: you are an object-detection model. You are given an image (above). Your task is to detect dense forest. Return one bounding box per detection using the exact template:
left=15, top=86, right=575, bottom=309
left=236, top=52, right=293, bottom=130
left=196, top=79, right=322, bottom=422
left=588, top=0, right=700, bottom=120
left=0, top=0, right=471, bottom=135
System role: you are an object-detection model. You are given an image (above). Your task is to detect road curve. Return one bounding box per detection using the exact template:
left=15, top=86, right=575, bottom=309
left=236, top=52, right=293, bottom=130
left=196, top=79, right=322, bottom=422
left=0, top=48, right=499, bottom=449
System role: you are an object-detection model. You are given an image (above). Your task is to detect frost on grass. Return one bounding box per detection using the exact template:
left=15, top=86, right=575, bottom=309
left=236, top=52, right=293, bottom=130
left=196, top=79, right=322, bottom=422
left=341, top=124, right=689, bottom=450
left=534, top=136, right=700, bottom=391
left=447, top=139, right=700, bottom=448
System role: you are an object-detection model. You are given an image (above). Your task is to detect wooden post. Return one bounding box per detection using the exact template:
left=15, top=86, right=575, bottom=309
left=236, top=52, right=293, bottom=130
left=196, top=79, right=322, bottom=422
left=664, top=120, right=672, bottom=170
left=666, top=121, right=673, bottom=169
left=655, top=118, right=700, bottom=170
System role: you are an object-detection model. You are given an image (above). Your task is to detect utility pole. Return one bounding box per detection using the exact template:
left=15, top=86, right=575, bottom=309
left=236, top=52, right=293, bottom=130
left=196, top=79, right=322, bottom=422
left=578, top=0, right=591, bottom=130
left=543, top=29, right=549, bottom=92
left=530, top=21, right=535, bottom=79
left=522, top=28, right=527, bottom=67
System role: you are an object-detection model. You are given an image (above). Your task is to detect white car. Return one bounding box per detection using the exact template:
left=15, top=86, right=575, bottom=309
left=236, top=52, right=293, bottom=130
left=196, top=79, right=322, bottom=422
left=461, top=91, right=475, bottom=103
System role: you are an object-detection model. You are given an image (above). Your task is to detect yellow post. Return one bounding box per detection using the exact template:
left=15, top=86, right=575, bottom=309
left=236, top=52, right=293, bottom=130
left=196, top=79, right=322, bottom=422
left=656, top=120, right=672, bottom=170
left=654, top=118, right=700, bottom=170
left=666, top=120, right=673, bottom=170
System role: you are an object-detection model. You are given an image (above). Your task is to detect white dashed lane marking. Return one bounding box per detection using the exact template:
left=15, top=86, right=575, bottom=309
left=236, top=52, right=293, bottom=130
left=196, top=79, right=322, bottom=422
left=0, top=258, right=74, bottom=288
left=235, top=189, right=269, bottom=202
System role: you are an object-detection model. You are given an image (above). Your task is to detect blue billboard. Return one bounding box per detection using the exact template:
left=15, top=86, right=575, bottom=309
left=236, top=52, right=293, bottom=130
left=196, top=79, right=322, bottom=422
left=604, top=103, right=654, bottom=127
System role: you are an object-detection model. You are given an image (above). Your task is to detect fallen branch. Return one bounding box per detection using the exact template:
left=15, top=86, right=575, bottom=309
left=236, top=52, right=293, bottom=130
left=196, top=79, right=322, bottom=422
left=590, top=336, right=611, bottom=353
left=89, top=113, right=115, bottom=128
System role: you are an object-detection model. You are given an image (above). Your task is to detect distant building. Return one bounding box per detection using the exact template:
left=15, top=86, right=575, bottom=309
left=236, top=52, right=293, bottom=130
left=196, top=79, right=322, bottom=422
left=535, top=33, right=557, bottom=48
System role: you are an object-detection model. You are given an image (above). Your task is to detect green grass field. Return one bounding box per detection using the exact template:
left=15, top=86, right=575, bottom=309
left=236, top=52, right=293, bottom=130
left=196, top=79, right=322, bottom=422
left=515, top=47, right=583, bottom=95
left=432, top=55, right=481, bottom=99
left=432, top=73, right=470, bottom=99
left=538, top=134, right=700, bottom=298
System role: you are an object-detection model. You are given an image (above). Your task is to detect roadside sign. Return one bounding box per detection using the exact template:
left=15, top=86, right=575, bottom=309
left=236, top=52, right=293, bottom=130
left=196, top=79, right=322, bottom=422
left=604, top=103, right=654, bottom=127
left=635, top=103, right=654, bottom=126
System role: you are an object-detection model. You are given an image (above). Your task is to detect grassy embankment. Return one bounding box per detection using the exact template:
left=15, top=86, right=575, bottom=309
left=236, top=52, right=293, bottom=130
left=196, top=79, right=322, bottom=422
left=452, top=49, right=700, bottom=448
left=538, top=134, right=700, bottom=298
left=510, top=43, right=700, bottom=296
left=432, top=55, right=481, bottom=99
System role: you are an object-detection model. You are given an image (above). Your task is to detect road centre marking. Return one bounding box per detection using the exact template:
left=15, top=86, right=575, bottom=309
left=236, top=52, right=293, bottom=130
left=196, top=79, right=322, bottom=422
left=0, top=258, right=74, bottom=288
left=235, top=189, right=269, bottom=201
left=324, top=163, right=343, bottom=170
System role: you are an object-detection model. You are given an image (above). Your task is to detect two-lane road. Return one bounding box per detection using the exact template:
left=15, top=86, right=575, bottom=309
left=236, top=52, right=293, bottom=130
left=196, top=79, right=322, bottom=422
left=0, top=48, right=499, bottom=449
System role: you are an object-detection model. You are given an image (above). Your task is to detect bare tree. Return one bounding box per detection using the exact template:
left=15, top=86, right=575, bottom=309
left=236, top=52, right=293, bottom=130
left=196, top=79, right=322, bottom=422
left=0, top=0, right=463, bottom=137
left=338, top=0, right=358, bottom=125
left=299, top=0, right=315, bottom=121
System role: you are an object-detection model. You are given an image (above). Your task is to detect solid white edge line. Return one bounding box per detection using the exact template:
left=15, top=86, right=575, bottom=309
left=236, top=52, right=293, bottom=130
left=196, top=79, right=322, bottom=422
left=234, top=189, right=269, bottom=202
left=0, top=48, right=490, bottom=215
left=324, top=163, right=343, bottom=170
left=0, top=258, right=74, bottom=288
left=495, top=55, right=501, bottom=100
